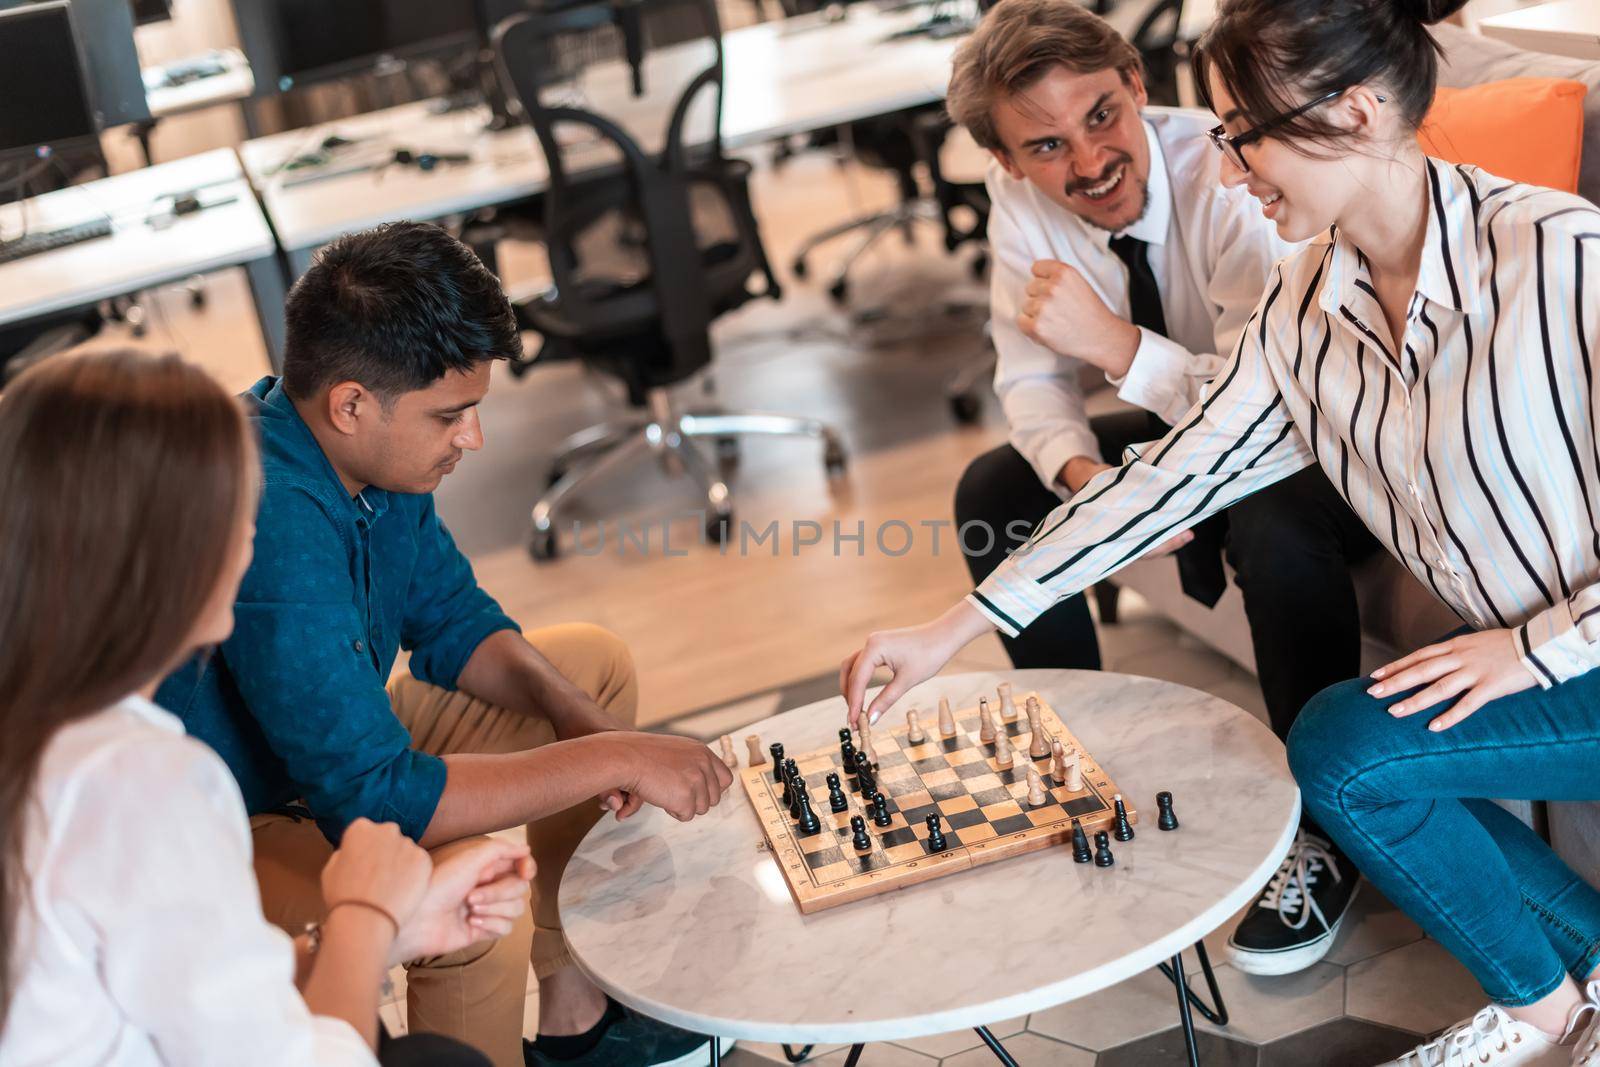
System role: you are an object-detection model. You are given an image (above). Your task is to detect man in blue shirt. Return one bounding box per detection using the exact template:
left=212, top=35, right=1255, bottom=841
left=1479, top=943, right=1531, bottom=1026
left=158, top=222, right=731, bottom=1067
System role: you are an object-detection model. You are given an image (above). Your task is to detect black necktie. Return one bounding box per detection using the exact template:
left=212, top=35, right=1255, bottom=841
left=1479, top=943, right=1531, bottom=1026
left=1107, top=234, right=1229, bottom=607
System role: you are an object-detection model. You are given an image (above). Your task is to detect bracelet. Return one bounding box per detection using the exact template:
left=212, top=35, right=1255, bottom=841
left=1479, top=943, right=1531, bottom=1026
left=324, top=899, right=401, bottom=940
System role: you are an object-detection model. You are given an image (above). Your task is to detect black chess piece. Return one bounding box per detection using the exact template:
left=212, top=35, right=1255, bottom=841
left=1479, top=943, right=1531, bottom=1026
left=841, top=741, right=858, bottom=775
left=1071, top=818, right=1092, bottom=863
left=839, top=726, right=853, bottom=745
left=770, top=742, right=785, bottom=782
left=796, top=789, right=821, bottom=834
left=850, top=814, right=872, bottom=851
left=1094, top=831, right=1115, bottom=867
left=870, top=791, right=892, bottom=827
left=1112, top=794, right=1135, bottom=842
left=856, top=758, right=876, bottom=797
left=925, top=813, right=949, bottom=853
left=780, top=764, right=794, bottom=806
left=789, top=777, right=808, bottom=821
left=1157, top=791, right=1179, bottom=831
left=826, top=772, right=849, bottom=813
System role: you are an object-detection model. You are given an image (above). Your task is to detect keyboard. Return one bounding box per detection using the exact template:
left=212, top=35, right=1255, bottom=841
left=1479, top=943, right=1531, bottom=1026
left=0, top=218, right=114, bottom=265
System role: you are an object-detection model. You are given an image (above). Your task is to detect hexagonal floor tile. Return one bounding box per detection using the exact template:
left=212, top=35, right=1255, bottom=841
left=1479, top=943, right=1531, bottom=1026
left=1195, top=962, right=1345, bottom=1044
left=1030, top=965, right=1191, bottom=1051
left=1257, top=1018, right=1424, bottom=1066
left=888, top=1017, right=1028, bottom=1058
left=1324, top=885, right=1424, bottom=967
left=1094, top=1026, right=1258, bottom=1066
left=942, top=1032, right=1094, bottom=1067
left=1347, top=940, right=1483, bottom=1034
left=726, top=1043, right=937, bottom=1067
left=727, top=1042, right=849, bottom=1065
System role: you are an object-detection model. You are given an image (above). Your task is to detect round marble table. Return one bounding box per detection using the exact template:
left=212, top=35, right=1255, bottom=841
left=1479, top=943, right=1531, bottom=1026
left=559, top=669, right=1300, bottom=1054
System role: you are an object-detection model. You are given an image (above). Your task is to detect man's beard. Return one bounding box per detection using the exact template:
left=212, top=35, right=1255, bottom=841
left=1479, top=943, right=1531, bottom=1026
left=1063, top=153, right=1149, bottom=233
left=1083, top=180, right=1150, bottom=235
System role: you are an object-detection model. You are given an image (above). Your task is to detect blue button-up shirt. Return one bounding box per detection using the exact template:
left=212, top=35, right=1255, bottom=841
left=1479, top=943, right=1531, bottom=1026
left=156, top=377, right=519, bottom=843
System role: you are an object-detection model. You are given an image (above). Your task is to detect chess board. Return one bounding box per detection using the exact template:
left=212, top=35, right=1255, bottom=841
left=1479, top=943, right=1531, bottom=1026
left=740, top=690, right=1134, bottom=913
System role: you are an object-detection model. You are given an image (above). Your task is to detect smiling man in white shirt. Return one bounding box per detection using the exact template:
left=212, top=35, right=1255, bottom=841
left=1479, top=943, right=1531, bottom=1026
left=946, top=0, right=1379, bottom=974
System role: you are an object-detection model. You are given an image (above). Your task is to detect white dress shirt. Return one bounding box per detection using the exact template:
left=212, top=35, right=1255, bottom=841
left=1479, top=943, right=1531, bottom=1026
left=972, top=160, right=1600, bottom=689
left=1, top=695, right=376, bottom=1067
left=987, top=106, right=1298, bottom=492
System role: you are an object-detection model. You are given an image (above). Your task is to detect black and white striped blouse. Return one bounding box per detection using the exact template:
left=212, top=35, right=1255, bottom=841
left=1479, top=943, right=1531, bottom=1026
left=971, top=158, right=1600, bottom=688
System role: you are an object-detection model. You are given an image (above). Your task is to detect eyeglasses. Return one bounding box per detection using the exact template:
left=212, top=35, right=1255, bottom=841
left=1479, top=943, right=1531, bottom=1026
left=1207, top=88, right=1355, bottom=172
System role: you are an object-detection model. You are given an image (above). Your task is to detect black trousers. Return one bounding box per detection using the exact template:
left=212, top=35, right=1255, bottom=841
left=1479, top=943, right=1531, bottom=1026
left=953, top=413, right=1382, bottom=743
left=379, top=1028, right=492, bottom=1067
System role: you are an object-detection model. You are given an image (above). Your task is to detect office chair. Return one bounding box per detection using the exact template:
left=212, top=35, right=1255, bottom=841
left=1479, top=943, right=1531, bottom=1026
left=494, top=0, right=846, bottom=561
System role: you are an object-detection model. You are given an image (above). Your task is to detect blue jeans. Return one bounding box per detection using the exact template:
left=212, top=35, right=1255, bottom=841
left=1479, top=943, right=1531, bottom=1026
left=1288, top=662, right=1600, bottom=1007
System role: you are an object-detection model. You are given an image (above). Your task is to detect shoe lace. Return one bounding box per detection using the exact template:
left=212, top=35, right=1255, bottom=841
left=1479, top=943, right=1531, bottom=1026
left=1397, top=1006, right=1523, bottom=1067
left=1257, top=831, right=1339, bottom=932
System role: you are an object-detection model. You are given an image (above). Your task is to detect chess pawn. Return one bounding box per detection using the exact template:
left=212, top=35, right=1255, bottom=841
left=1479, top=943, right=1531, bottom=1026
left=993, top=728, right=1015, bottom=769
left=938, top=696, right=956, bottom=737
left=1025, top=765, right=1047, bottom=807
left=925, top=813, right=949, bottom=853
left=1064, top=749, right=1083, bottom=792
left=1093, top=831, right=1115, bottom=867
left=849, top=814, right=871, bottom=851
left=826, top=772, right=849, bottom=813
left=978, top=698, right=996, bottom=743
left=719, top=735, right=737, bottom=770
left=906, top=708, right=926, bottom=744
left=1112, top=794, right=1135, bottom=842
left=839, top=726, right=853, bottom=745
left=997, top=681, right=1018, bottom=722
left=1071, top=818, right=1092, bottom=863
left=1050, top=739, right=1067, bottom=784
left=1027, top=699, right=1050, bottom=758
left=870, top=790, right=892, bottom=827
left=746, top=735, right=767, bottom=767
left=796, top=789, right=821, bottom=834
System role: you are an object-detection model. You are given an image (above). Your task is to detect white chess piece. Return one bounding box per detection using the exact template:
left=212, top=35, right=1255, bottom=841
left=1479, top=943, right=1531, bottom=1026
left=746, top=734, right=766, bottom=767
left=938, top=696, right=956, bottom=737
left=997, top=681, right=1018, bottom=722
left=978, top=698, right=996, bottom=743
left=906, top=708, right=927, bottom=744
left=993, top=729, right=1015, bottom=769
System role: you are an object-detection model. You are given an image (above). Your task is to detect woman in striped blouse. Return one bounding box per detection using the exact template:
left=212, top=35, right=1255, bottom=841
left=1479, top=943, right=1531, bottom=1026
left=843, top=0, right=1600, bottom=1062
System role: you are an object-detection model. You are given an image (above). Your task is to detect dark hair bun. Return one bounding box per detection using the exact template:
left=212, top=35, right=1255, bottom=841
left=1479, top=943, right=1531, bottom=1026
left=1393, top=0, right=1470, bottom=26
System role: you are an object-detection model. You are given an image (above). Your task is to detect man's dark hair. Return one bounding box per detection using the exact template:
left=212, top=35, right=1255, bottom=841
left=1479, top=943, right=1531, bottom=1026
left=282, top=221, right=521, bottom=402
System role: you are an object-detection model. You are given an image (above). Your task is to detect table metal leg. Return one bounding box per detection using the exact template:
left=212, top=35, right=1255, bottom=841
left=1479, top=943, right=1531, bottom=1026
left=710, top=1036, right=719, bottom=1066
left=1167, top=951, right=1201, bottom=1067
left=781, top=1045, right=815, bottom=1063
left=1157, top=940, right=1230, bottom=1027
left=973, top=1026, right=1020, bottom=1066
left=841, top=1045, right=865, bottom=1067
left=242, top=253, right=289, bottom=372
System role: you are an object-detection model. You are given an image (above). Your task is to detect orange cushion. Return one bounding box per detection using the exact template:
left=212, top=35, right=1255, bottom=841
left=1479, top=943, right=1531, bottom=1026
left=1418, top=78, right=1587, bottom=194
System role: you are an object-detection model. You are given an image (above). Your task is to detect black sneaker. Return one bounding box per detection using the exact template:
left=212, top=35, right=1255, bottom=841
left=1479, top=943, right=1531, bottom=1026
left=524, top=1007, right=731, bottom=1067
left=1227, top=829, right=1359, bottom=976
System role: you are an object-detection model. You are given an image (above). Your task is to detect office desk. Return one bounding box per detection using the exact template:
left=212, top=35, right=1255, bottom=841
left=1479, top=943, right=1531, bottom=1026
left=0, top=149, right=286, bottom=362
left=239, top=3, right=965, bottom=281
left=144, top=49, right=256, bottom=119
left=1479, top=1, right=1600, bottom=62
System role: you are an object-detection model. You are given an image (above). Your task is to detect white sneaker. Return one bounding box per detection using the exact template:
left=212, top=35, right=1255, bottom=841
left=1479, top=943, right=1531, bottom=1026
left=1567, top=980, right=1600, bottom=1064
left=1378, top=1005, right=1567, bottom=1066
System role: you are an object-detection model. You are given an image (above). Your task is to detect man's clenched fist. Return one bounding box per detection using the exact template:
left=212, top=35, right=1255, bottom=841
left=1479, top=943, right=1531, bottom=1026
left=1017, top=259, right=1141, bottom=377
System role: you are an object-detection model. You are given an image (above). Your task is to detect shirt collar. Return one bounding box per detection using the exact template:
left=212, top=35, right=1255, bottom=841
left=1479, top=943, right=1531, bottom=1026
left=1318, top=157, right=1482, bottom=318
left=257, top=377, right=392, bottom=522
left=1113, top=119, right=1173, bottom=247
left=118, top=693, right=185, bottom=734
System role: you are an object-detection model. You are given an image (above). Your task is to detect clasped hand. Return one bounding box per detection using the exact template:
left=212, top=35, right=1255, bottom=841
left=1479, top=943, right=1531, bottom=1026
left=1017, top=259, right=1141, bottom=376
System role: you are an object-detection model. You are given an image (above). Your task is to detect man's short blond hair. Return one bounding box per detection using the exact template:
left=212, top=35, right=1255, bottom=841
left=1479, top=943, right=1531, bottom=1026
left=947, top=0, right=1144, bottom=153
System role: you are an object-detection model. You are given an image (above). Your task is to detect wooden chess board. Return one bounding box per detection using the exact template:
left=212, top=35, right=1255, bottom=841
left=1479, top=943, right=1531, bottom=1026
left=740, top=690, right=1134, bottom=913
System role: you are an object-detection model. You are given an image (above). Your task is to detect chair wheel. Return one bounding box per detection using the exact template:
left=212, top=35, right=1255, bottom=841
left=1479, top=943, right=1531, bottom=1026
left=529, top=528, right=559, bottom=561
left=827, top=279, right=848, bottom=305
left=949, top=391, right=982, bottom=424
left=824, top=444, right=847, bottom=478
left=705, top=510, right=734, bottom=545
left=791, top=256, right=809, bottom=280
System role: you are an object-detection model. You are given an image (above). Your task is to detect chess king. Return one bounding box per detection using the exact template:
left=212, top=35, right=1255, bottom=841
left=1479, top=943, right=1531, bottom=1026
left=939, top=0, right=1369, bottom=974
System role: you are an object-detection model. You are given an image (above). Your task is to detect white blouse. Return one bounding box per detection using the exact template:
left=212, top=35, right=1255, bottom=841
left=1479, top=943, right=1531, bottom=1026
left=0, top=695, right=376, bottom=1067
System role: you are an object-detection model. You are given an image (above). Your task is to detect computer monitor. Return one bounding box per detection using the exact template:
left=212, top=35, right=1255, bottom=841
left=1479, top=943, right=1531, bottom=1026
left=233, top=0, right=480, bottom=94
left=0, top=0, right=151, bottom=126
left=0, top=2, right=100, bottom=162
left=131, top=0, right=171, bottom=24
